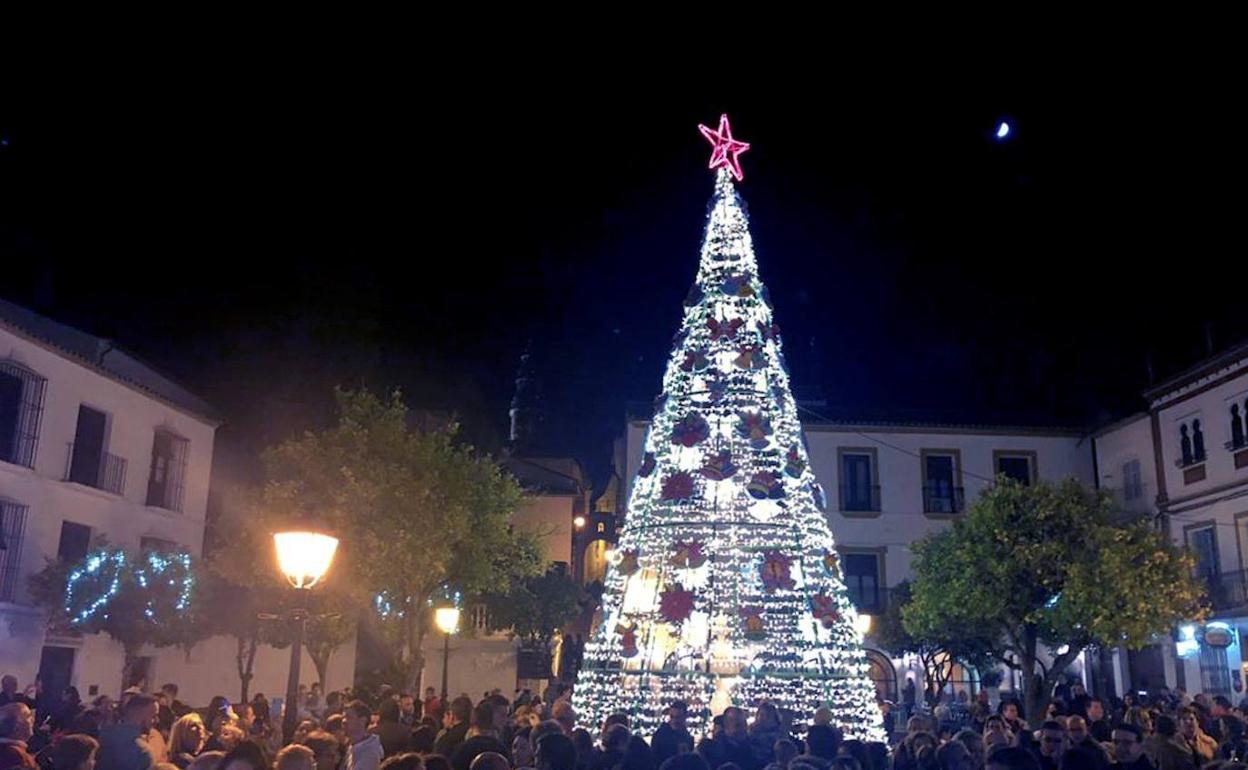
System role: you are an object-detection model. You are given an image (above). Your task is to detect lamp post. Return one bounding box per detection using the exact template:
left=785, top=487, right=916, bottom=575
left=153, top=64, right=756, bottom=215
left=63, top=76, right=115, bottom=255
left=274, top=528, right=338, bottom=745
left=434, top=605, right=460, bottom=706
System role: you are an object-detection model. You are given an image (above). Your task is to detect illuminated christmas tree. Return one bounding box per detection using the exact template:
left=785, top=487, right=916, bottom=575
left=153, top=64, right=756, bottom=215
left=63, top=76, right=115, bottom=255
left=573, top=116, right=885, bottom=742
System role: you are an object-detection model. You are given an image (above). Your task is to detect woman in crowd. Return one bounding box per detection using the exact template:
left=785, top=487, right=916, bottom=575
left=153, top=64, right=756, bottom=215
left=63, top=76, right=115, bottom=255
left=169, top=713, right=208, bottom=769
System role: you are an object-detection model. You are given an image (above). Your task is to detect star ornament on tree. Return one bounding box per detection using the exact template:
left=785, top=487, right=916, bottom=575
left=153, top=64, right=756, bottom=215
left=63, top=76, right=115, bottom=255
left=698, top=114, right=750, bottom=181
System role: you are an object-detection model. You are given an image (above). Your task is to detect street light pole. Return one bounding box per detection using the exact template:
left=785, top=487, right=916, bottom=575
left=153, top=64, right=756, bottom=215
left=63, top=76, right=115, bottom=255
left=434, top=605, right=460, bottom=709
left=273, top=527, right=338, bottom=746
left=441, top=630, right=450, bottom=705
left=282, top=608, right=307, bottom=746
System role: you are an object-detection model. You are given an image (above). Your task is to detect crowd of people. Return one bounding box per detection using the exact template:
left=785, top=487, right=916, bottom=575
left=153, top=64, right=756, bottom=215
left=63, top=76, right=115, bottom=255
left=8, top=670, right=1248, bottom=770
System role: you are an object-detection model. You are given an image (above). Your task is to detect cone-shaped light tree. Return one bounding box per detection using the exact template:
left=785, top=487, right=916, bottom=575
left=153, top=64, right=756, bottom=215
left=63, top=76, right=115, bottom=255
left=573, top=116, right=885, bottom=741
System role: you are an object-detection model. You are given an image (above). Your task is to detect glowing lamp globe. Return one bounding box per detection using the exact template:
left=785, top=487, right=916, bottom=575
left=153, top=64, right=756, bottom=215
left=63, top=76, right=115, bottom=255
left=435, top=606, right=461, bottom=635
left=274, top=531, right=339, bottom=589
left=573, top=515, right=587, bottom=529
left=854, top=613, right=873, bottom=636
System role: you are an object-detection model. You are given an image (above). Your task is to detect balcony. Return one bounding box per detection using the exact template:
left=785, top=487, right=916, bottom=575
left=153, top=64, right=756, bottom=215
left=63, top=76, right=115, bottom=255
left=923, top=484, right=965, bottom=515
left=64, top=443, right=127, bottom=496
left=839, top=484, right=881, bottom=513
left=1206, top=570, right=1248, bottom=614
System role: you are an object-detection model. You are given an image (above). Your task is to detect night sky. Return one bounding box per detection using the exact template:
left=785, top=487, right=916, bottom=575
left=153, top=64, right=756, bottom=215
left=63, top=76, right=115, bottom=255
left=2, top=69, right=1243, bottom=482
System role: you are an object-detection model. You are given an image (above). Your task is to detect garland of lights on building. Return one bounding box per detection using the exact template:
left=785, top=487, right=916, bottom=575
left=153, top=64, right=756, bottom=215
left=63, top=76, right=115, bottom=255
left=572, top=116, right=885, bottom=742
left=63, top=547, right=194, bottom=626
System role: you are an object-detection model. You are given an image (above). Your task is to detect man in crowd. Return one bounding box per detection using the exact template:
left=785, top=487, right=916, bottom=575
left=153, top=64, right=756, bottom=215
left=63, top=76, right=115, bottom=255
left=536, top=732, right=577, bottom=770
left=451, top=702, right=508, bottom=770
left=1036, top=720, right=1067, bottom=770
left=0, top=703, right=36, bottom=770
left=423, top=687, right=442, bottom=722
left=398, top=693, right=418, bottom=727
left=435, top=696, right=473, bottom=757
left=98, top=693, right=158, bottom=770
left=651, top=700, right=693, bottom=767
left=698, top=706, right=755, bottom=770
left=343, top=700, right=383, bottom=770
left=0, top=678, right=33, bottom=710
left=1112, top=724, right=1154, bottom=770
left=1067, top=715, right=1110, bottom=770
left=1087, top=698, right=1112, bottom=743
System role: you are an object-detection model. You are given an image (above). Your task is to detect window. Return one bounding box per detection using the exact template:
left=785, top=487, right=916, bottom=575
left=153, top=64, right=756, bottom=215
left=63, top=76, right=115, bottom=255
left=0, top=361, right=47, bottom=468
left=1182, top=424, right=1194, bottom=466
left=145, top=429, right=189, bottom=511
left=57, top=522, right=92, bottom=563
left=470, top=603, right=489, bottom=633
left=841, top=551, right=882, bottom=613
left=1194, top=420, right=1207, bottom=463
left=839, top=448, right=880, bottom=513
left=1179, top=418, right=1208, bottom=468
left=67, top=406, right=126, bottom=495
left=0, top=500, right=30, bottom=602
left=1231, top=404, right=1246, bottom=451
left=596, top=521, right=605, bottom=534
left=1187, top=525, right=1220, bottom=588
left=1123, top=459, right=1143, bottom=501
left=922, top=450, right=963, bottom=514
left=139, top=537, right=178, bottom=554
left=994, top=451, right=1037, bottom=486
left=1200, top=643, right=1232, bottom=697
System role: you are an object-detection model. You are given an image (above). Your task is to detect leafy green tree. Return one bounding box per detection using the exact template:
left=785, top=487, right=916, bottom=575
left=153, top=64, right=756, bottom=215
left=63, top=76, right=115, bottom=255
left=29, top=546, right=202, bottom=691
left=483, top=569, right=582, bottom=649
left=904, top=477, right=1204, bottom=725
left=874, top=581, right=996, bottom=705
left=261, top=388, right=542, bottom=692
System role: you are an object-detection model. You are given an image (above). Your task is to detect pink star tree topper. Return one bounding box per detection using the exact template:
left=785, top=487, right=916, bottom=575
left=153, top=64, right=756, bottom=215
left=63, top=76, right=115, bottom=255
left=698, top=113, right=750, bottom=181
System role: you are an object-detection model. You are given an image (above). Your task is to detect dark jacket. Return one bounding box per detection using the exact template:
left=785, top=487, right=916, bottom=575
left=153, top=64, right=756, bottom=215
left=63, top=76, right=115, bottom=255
left=98, top=724, right=153, bottom=770
left=434, top=722, right=470, bottom=759
left=377, top=722, right=412, bottom=757
left=1117, top=755, right=1155, bottom=770
left=451, top=734, right=508, bottom=770
left=652, top=723, right=694, bottom=766
left=698, top=735, right=757, bottom=770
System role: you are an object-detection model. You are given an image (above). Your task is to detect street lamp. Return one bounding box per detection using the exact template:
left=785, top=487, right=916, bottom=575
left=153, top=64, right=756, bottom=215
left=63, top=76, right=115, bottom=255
left=274, top=526, right=338, bottom=744
left=435, top=605, right=460, bottom=706
left=854, top=613, right=874, bottom=637
left=573, top=515, right=586, bottom=529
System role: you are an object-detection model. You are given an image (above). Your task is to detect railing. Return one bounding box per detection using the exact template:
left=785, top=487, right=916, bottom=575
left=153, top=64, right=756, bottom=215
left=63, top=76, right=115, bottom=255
left=923, top=484, right=965, bottom=514
left=64, top=443, right=127, bottom=496
left=1205, top=570, right=1248, bottom=613
left=848, top=586, right=902, bottom=616
left=839, top=484, right=882, bottom=513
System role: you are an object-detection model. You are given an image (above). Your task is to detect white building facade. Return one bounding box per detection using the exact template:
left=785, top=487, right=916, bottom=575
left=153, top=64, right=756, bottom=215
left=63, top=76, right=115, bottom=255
left=1093, top=342, right=1248, bottom=698
left=0, top=299, right=357, bottom=706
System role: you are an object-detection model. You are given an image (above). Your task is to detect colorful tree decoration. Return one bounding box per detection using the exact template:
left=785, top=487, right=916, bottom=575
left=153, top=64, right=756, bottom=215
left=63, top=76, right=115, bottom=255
left=670, top=541, right=708, bottom=569
left=639, top=452, right=657, bottom=477
left=573, top=121, right=885, bottom=743
left=739, top=606, right=767, bottom=640
left=681, top=349, right=711, bottom=373
left=659, top=584, right=695, bottom=625
left=617, top=624, right=639, bottom=658
left=811, top=483, right=828, bottom=512
left=671, top=414, right=711, bottom=447
left=720, top=274, right=754, bottom=297
left=700, top=449, right=738, bottom=481
left=734, top=345, right=766, bottom=370
left=617, top=550, right=640, bottom=577
left=705, top=378, right=729, bottom=403
left=707, top=316, right=744, bottom=341
left=811, top=595, right=841, bottom=629
left=822, top=550, right=841, bottom=578
left=660, top=471, right=696, bottom=502
left=784, top=446, right=807, bottom=478
left=748, top=471, right=784, bottom=500
left=760, top=551, right=796, bottom=592
left=698, top=113, right=751, bottom=181
left=736, top=411, right=773, bottom=448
